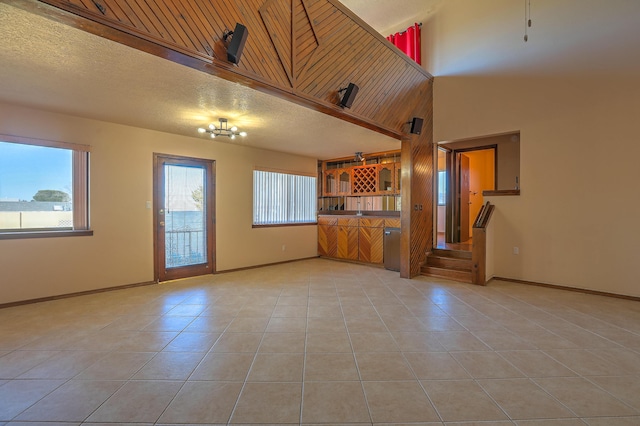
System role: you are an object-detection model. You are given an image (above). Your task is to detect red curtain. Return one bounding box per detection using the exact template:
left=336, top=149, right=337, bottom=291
left=386, top=23, right=421, bottom=65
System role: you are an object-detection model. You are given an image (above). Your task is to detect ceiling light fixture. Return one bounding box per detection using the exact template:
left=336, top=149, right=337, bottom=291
left=197, top=118, right=247, bottom=139
left=354, top=152, right=364, bottom=162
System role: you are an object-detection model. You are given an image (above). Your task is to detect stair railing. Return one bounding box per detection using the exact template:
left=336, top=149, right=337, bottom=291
left=471, top=201, right=495, bottom=285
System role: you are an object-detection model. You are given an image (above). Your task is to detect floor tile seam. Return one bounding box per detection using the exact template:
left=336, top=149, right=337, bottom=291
left=5, top=375, right=79, bottom=423
left=585, top=347, right=639, bottom=372
left=528, top=375, right=640, bottom=416
left=536, top=348, right=621, bottom=379
left=542, top=326, right=627, bottom=351
left=474, top=376, right=581, bottom=420
left=226, top=317, right=292, bottom=425
left=581, top=375, right=640, bottom=413
left=478, top=347, right=529, bottom=379
left=464, top=327, right=528, bottom=352
left=336, top=292, right=374, bottom=425
left=502, top=295, right=624, bottom=332
left=81, top=349, right=164, bottom=383
left=299, top=287, right=312, bottom=425
left=361, top=290, right=445, bottom=424
left=16, top=350, right=113, bottom=381
left=182, top=318, right=233, bottom=381
left=0, top=349, right=64, bottom=377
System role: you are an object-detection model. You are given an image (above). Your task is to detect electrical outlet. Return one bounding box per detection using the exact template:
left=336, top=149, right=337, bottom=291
left=282, top=245, right=286, bottom=251
left=513, top=247, right=519, bottom=255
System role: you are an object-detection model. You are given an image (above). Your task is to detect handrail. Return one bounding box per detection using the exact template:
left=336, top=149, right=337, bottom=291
left=473, top=201, right=495, bottom=229
left=471, top=202, right=495, bottom=285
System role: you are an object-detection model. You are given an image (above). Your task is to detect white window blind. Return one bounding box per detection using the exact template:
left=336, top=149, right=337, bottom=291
left=253, top=170, right=316, bottom=225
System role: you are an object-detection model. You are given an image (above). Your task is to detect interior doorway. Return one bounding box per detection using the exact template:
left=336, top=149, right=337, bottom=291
left=437, top=146, right=496, bottom=248
left=435, top=131, right=520, bottom=250
left=153, top=154, right=215, bottom=281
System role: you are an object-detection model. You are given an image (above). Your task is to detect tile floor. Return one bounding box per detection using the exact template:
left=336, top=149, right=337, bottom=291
left=1, top=258, right=639, bottom=425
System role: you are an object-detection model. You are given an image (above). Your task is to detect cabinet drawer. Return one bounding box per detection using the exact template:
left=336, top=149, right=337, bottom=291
left=318, top=216, right=337, bottom=226
left=359, top=217, right=385, bottom=228
left=338, top=217, right=359, bottom=227
left=385, top=218, right=401, bottom=228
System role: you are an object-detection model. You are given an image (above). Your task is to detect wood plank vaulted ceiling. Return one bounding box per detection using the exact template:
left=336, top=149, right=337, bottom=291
left=0, top=0, right=431, bottom=160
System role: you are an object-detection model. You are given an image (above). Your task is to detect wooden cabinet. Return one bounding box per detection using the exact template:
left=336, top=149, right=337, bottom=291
left=318, top=215, right=400, bottom=265
left=323, top=169, right=352, bottom=196
left=337, top=217, right=359, bottom=260
left=319, top=151, right=401, bottom=206
left=318, top=216, right=337, bottom=257
left=351, top=164, right=400, bottom=196
left=358, top=217, right=385, bottom=264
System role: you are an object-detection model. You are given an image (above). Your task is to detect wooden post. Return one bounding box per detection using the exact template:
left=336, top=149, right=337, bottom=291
left=471, top=227, right=487, bottom=285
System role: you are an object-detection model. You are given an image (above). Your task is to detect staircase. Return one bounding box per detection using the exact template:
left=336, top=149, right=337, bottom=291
left=421, top=249, right=473, bottom=283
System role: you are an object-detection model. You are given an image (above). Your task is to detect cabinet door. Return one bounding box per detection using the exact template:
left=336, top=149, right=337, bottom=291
left=378, top=164, right=394, bottom=194
left=318, top=224, right=337, bottom=257
left=358, top=220, right=384, bottom=264
left=337, top=169, right=351, bottom=195
left=323, top=170, right=337, bottom=196
left=337, top=225, right=358, bottom=260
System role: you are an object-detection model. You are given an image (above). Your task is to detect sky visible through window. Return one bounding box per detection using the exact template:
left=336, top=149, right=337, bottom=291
left=0, top=142, right=72, bottom=201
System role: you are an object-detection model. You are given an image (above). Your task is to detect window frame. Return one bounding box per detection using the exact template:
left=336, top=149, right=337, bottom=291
left=0, top=134, right=92, bottom=240
left=437, top=170, right=447, bottom=206
left=252, top=168, right=317, bottom=228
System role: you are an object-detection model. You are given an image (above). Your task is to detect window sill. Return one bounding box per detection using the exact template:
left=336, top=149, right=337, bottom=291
left=0, top=229, right=94, bottom=240
left=483, top=189, right=520, bottom=196
left=252, top=222, right=317, bottom=228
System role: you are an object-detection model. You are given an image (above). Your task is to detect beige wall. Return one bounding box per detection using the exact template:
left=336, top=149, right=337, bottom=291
left=0, top=103, right=318, bottom=304
left=428, top=1, right=640, bottom=297
left=433, top=74, right=640, bottom=298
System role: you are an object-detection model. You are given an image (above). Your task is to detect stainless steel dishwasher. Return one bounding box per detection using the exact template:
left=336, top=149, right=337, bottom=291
left=383, top=227, right=401, bottom=271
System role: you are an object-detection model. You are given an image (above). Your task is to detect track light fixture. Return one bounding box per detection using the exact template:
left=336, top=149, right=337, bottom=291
left=338, top=83, right=359, bottom=108
left=197, top=118, right=247, bottom=139
left=354, top=152, right=364, bottom=162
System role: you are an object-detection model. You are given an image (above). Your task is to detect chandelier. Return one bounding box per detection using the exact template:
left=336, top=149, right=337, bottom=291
left=197, top=118, right=247, bottom=139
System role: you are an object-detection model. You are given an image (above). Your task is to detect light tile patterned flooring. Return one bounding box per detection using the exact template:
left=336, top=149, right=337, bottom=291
left=1, top=258, right=639, bottom=425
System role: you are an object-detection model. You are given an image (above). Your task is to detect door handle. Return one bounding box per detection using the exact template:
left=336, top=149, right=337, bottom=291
left=159, top=221, right=165, bottom=226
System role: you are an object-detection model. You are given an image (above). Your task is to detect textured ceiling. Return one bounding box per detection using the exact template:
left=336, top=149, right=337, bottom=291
left=340, top=0, right=443, bottom=36
left=0, top=3, right=400, bottom=160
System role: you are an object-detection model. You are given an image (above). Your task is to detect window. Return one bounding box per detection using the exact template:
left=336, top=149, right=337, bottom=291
left=0, top=135, right=91, bottom=239
left=253, top=169, right=316, bottom=226
left=438, top=170, right=447, bottom=205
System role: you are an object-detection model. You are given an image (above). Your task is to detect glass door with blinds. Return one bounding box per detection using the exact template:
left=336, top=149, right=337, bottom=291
left=153, top=154, right=215, bottom=281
